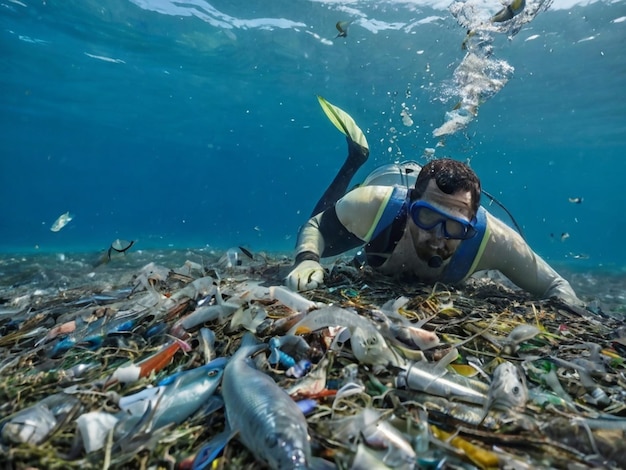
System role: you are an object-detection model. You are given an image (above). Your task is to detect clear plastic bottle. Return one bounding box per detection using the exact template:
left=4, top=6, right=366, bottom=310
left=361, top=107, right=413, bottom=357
left=226, top=248, right=239, bottom=268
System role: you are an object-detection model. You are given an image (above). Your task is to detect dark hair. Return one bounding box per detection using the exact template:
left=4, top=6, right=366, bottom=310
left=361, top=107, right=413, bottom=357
left=413, top=158, right=481, bottom=216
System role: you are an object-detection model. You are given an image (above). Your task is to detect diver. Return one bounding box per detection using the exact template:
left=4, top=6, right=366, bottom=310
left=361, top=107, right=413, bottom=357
left=286, top=97, right=583, bottom=308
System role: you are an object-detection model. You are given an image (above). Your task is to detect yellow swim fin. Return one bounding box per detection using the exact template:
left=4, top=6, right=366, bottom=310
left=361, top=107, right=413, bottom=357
left=317, top=96, right=368, bottom=150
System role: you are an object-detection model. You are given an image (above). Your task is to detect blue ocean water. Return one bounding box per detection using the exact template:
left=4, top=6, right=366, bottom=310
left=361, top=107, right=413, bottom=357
left=1, top=0, right=625, bottom=273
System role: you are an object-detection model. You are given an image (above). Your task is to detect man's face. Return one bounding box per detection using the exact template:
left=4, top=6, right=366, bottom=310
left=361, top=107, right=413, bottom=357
left=409, top=179, right=474, bottom=264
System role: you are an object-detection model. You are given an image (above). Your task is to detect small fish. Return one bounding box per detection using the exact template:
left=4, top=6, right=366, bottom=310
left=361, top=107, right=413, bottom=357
left=491, top=0, right=526, bottom=23
left=116, top=357, right=227, bottom=429
left=238, top=246, right=254, bottom=259
left=560, top=232, right=570, bottom=242
left=335, top=20, right=352, bottom=38
left=198, top=327, right=217, bottom=364
left=77, top=358, right=226, bottom=454
left=50, top=211, right=73, bottom=232
left=568, top=197, right=583, bottom=204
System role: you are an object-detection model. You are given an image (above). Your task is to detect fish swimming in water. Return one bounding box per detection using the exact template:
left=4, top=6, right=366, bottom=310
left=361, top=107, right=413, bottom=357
left=50, top=211, right=73, bottom=232
left=491, top=0, right=526, bottom=23
left=462, top=0, right=526, bottom=49
left=568, top=197, right=583, bottom=204
left=335, top=20, right=352, bottom=38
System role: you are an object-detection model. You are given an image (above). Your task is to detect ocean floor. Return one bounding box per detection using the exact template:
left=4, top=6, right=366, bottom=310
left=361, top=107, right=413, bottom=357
left=0, top=248, right=625, bottom=468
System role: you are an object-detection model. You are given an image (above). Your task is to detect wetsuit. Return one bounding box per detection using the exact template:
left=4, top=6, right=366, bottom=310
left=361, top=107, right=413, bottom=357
left=294, top=163, right=582, bottom=305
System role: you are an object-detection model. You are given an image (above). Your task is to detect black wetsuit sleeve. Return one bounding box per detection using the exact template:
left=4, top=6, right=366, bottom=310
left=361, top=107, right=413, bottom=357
left=318, top=206, right=365, bottom=257
left=294, top=206, right=365, bottom=264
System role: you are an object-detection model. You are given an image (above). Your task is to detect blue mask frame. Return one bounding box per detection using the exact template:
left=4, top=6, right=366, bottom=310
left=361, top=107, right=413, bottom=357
left=409, top=200, right=477, bottom=240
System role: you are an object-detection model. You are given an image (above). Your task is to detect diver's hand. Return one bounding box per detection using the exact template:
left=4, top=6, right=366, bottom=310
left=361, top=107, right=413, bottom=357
left=286, top=260, right=325, bottom=292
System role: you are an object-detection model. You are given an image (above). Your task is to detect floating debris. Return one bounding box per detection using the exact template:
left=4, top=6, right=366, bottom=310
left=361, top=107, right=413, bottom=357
left=50, top=211, right=73, bottom=232
left=0, top=249, right=625, bottom=469
left=437, top=0, right=553, bottom=139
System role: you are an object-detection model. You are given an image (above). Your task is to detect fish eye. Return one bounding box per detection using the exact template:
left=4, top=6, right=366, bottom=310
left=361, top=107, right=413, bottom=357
left=512, top=386, right=519, bottom=395
left=207, top=369, right=219, bottom=377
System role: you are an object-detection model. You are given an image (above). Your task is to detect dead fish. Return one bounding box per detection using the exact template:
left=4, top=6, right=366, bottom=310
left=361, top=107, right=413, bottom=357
left=222, top=339, right=312, bottom=468
left=50, top=211, right=73, bottom=232
left=483, top=361, right=528, bottom=418
left=568, top=197, right=583, bottom=204
left=501, top=324, right=540, bottom=354
left=117, top=357, right=227, bottom=430
left=199, top=327, right=217, bottom=364
left=335, top=20, right=352, bottom=38
left=78, top=359, right=226, bottom=454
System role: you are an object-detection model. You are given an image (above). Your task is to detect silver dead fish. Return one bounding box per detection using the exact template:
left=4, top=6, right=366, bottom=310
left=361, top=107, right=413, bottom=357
left=222, top=340, right=312, bottom=469
left=483, top=361, right=528, bottom=417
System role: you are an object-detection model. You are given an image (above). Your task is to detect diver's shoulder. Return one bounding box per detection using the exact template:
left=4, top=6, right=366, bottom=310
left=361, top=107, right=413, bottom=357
left=342, top=185, right=395, bottom=205
left=336, top=185, right=396, bottom=234
left=483, top=210, right=524, bottom=241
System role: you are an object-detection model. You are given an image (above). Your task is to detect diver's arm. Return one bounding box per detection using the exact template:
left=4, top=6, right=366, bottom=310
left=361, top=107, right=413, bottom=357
left=474, top=214, right=584, bottom=306
left=289, top=186, right=391, bottom=292
left=295, top=185, right=394, bottom=261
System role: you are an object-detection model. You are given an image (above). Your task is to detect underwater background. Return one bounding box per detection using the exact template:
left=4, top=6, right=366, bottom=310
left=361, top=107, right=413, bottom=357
left=2, top=0, right=625, bottom=274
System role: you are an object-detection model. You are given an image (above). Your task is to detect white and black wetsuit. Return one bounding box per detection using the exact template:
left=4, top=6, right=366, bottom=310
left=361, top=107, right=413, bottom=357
left=295, top=162, right=582, bottom=305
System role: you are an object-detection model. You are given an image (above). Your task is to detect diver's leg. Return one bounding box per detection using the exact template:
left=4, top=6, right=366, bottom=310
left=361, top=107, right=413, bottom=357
left=309, top=138, right=369, bottom=217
